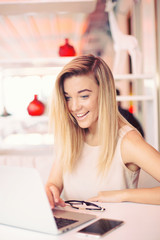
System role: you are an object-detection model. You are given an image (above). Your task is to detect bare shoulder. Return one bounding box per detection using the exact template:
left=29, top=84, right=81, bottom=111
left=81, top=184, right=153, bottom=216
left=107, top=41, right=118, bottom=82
left=122, top=129, right=154, bottom=152
left=121, top=129, right=160, bottom=174
left=121, top=129, right=142, bottom=171
left=121, top=130, right=160, bottom=176
left=122, top=129, right=143, bottom=144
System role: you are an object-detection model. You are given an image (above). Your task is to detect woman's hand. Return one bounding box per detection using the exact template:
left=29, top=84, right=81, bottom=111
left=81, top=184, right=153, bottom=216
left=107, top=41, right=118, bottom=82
left=45, top=183, right=65, bottom=209
left=88, top=190, right=126, bottom=203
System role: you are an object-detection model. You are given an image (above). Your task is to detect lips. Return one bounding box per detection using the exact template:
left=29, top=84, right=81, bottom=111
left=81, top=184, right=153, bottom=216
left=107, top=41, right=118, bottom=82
left=76, top=111, right=89, bottom=119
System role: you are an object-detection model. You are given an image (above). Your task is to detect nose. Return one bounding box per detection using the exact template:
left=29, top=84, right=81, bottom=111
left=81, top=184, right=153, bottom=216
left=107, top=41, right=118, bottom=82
left=69, top=99, right=81, bottom=112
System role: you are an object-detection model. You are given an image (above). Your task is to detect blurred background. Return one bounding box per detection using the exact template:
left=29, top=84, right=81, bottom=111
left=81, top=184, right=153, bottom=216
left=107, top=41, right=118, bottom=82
left=0, top=0, right=160, bottom=187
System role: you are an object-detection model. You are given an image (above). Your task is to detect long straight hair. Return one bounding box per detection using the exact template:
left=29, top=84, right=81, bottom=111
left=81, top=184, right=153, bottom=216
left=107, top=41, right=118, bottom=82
left=49, top=54, right=126, bottom=174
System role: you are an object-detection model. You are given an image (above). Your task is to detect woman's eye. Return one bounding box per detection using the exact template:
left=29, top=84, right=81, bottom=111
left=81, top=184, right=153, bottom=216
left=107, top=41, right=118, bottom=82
left=65, top=96, right=71, bottom=101
left=81, top=95, right=89, bottom=99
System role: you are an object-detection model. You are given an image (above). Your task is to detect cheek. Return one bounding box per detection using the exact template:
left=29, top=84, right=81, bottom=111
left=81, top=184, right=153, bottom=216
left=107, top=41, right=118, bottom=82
left=66, top=101, right=71, bottom=112
left=94, top=106, right=99, bottom=118
left=91, top=97, right=98, bottom=110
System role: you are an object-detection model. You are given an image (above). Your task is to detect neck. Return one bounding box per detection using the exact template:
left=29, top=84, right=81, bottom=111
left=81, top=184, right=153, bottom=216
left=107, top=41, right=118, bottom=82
left=85, top=124, right=99, bottom=146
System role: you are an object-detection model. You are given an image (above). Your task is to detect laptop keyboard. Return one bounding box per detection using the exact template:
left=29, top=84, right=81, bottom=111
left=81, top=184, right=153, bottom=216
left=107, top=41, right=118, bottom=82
left=55, top=217, right=78, bottom=229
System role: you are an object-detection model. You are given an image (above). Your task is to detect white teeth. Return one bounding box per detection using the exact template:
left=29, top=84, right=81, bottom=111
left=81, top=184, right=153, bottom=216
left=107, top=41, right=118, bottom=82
left=76, top=112, right=88, bottom=118
left=77, top=113, right=85, bottom=117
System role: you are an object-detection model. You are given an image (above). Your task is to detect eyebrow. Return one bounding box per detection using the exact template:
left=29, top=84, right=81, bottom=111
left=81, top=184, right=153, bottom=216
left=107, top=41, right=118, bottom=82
left=78, top=89, right=92, bottom=94
left=64, top=89, right=92, bottom=95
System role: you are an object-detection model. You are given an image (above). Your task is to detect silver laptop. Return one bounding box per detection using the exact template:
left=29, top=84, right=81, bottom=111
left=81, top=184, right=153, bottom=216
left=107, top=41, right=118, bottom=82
left=0, top=166, right=96, bottom=235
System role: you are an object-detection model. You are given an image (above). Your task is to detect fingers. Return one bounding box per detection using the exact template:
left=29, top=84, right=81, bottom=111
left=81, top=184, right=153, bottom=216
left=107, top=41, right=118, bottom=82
left=46, top=185, right=55, bottom=209
left=50, top=185, right=65, bottom=207
left=47, top=184, right=65, bottom=208
left=59, top=198, right=66, bottom=207
left=49, top=185, right=60, bottom=204
left=87, top=196, right=99, bottom=202
left=88, top=191, right=123, bottom=203
left=88, top=192, right=107, bottom=202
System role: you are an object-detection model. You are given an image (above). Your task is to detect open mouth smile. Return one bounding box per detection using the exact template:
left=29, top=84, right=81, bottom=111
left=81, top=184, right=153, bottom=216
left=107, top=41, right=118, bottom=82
left=76, top=111, right=89, bottom=119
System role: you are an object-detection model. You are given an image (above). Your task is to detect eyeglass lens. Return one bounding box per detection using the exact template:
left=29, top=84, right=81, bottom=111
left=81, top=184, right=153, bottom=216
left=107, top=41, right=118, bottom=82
left=65, top=200, right=105, bottom=211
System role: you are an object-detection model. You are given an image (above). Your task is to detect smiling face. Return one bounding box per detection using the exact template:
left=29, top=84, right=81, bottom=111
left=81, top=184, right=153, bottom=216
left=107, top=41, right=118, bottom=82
left=63, top=74, right=99, bottom=132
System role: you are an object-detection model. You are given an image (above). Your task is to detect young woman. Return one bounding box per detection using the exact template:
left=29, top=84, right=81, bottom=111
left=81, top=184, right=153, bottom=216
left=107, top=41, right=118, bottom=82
left=46, top=54, right=160, bottom=208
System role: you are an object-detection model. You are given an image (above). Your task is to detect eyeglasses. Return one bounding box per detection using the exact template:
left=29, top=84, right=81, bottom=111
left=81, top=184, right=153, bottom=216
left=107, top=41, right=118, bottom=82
left=65, top=200, right=105, bottom=211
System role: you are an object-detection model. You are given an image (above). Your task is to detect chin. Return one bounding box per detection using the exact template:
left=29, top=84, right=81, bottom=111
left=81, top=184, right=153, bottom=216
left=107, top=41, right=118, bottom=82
left=77, top=122, right=90, bottom=129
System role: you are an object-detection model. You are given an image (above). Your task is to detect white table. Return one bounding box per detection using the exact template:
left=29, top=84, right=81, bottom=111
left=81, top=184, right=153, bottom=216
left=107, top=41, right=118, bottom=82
left=0, top=202, right=160, bottom=240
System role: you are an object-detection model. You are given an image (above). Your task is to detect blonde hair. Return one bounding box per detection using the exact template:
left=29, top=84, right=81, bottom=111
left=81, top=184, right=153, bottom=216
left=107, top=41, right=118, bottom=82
left=49, top=54, right=126, bottom=174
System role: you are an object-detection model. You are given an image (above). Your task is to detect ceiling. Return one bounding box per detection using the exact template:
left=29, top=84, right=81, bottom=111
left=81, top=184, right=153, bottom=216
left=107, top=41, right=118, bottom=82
left=0, top=0, right=97, bottom=69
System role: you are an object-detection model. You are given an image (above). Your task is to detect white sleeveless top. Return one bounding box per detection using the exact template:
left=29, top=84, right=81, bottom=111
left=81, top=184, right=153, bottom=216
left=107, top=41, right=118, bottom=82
left=62, top=125, right=140, bottom=200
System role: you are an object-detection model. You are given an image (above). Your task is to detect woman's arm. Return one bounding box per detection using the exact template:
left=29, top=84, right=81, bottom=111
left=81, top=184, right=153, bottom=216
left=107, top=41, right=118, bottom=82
left=88, top=187, right=160, bottom=205
left=122, top=130, right=160, bottom=183
left=45, top=157, right=65, bottom=209
left=89, top=130, right=160, bottom=204
left=123, top=187, right=160, bottom=204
